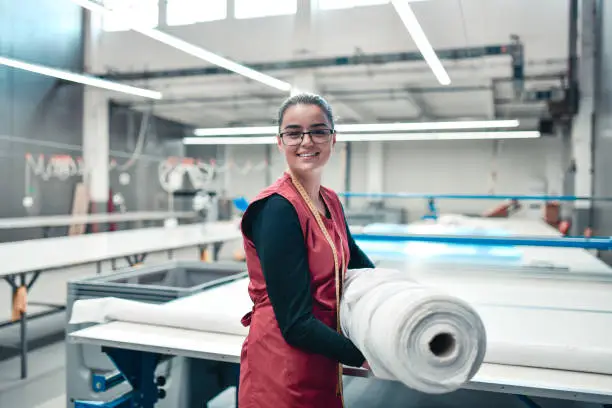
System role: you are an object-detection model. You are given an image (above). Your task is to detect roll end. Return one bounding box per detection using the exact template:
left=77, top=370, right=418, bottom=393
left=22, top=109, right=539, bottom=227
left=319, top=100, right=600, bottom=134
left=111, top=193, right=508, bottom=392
left=429, top=332, right=456, bottom=359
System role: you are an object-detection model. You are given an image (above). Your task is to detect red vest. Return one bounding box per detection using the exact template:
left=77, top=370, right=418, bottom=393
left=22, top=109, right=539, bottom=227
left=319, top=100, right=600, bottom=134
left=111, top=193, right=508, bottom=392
left=238, top=172, right=350, bottom=408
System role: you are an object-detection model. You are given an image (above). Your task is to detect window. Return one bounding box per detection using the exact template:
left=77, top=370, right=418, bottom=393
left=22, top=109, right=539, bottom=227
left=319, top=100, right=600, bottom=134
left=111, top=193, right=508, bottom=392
left=102, top=0, right=159, bottom=32
left=318, top=0, right=390, bottom=10
left=234, top=0, right=297, bottom=19
left=166, top=0, right=227, bottom=26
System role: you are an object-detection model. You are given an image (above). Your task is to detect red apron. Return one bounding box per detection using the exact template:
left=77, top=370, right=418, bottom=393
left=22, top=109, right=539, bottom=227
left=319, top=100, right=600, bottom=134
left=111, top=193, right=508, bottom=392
left=238, top=172, right=350, bottom=408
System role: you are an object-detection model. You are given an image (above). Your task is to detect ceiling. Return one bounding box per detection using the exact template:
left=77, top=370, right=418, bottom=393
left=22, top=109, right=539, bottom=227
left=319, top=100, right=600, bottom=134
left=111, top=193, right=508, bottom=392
left=92, top=0, right=571, bottom=131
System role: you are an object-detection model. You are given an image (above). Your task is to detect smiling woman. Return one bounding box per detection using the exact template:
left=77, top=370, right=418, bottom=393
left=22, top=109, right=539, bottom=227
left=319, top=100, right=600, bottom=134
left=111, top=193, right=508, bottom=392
left=237, top=93, right=375, bottom=408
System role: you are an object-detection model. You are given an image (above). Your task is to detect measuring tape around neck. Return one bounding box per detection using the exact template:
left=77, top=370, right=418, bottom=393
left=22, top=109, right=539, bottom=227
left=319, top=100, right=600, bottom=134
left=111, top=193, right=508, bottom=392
left=288, top=171, right=346, bottom=403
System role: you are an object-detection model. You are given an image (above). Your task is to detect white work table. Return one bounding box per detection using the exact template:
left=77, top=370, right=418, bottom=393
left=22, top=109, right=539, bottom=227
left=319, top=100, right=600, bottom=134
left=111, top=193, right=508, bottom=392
left=66, top=248, right=612, bottom=407
left=0, top=221, right=242, bottom=380
left=0, top=211, right=198, bottom=230
left=68, top=320, right=612, bottom=405
left=356, top=216, right=612, bottom=277
left=0, top=222, right=240, bottom=278
left=67, top=217, right=612, bottom=406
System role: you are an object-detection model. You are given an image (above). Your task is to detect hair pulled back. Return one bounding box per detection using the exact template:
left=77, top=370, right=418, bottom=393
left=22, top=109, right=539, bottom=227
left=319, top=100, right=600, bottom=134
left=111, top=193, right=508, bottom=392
left=277, top=93, right=335, bottom=132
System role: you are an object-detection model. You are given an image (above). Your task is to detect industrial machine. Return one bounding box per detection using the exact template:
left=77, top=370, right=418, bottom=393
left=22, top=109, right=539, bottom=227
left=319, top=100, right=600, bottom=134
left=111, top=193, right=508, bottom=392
left=65, top=260, right=246, bottom=408
left=344, top=201, right=407, bottom=226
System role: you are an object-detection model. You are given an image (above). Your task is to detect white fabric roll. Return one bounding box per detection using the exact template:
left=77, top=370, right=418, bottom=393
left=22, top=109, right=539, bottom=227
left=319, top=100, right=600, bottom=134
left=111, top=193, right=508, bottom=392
left=340, top=268, right=487, bottom=394
left=69, top=278, right=252, bottom=336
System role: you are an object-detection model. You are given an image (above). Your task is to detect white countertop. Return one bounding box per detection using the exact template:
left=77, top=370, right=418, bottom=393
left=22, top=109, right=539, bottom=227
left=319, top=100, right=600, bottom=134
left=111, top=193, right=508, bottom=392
left=0, top=222, right=241, bottom=277
left=0, top=211, right=197, bottom=229
left=68, top=320, right=612, bottom=404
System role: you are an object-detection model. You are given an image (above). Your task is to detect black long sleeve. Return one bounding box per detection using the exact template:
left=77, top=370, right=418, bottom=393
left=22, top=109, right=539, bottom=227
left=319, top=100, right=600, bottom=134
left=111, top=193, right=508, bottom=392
left=343, top=212, right=376, bottom=270
left=247, top=194, right=365, bottom=367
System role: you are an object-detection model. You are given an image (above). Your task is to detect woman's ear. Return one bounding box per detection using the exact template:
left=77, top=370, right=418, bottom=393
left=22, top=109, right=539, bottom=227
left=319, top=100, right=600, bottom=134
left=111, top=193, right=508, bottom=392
left=276, top=135, right=283, bottom=152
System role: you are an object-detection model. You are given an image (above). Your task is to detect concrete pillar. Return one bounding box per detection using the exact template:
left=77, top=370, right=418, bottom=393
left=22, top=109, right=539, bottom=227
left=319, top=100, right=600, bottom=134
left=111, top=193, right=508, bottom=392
left=82, top=12, right=110, bottom=222
left=570, top=0, right=597, bottom=234
left=545, top=133, right=565, bottom=197
left=366, top=141, right=384, bottom=205
left=222, top=145, right=232, bottom=195
left=593, top=0, right=612, bottom=244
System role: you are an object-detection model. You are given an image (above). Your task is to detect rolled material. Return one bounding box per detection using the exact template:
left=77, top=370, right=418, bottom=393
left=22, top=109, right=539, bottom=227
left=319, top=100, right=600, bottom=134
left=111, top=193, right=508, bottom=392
left=340, top=268, right=487, bottom=394
left=69, top=278, right=252, bottom=336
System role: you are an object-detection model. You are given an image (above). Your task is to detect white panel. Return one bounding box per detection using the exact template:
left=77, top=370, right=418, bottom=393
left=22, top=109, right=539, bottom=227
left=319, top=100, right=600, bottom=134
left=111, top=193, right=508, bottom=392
left=166, top=0, right=227, bottom=26
left=102, top=0, right=159, bottom=32
left=234, top=0, right=297, bottom=19
left=366, top=141, right=384, bottom=198
left=348, top=142, right=371, bottom=209
left=322, top=141, right=347, bottom=191
left=381, top=138, right=564, bottom=218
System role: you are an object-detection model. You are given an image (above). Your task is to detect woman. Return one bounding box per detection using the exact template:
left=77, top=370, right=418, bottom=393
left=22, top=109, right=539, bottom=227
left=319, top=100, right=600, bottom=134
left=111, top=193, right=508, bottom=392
left=238, top=93, right=374, bottom=407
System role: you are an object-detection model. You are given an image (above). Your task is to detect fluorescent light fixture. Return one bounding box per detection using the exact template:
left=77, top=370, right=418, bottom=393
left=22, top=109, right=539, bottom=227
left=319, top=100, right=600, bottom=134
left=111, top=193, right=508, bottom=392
left=184, top=136, right=276, bottom=145
left=339, top=131, right=540, bottom=142
left=391, top=0, right=451, bottom=85
left=195, top=126, right=278, bottom=136
left=338, top=120, right=519, bottom=132
left=183, top=131, right=540, bottom=145
left=0, top=56, right=162, bottom=99
left=70, top=0, right=292, bottom=92
left=193, top=120, right=520, bottom=136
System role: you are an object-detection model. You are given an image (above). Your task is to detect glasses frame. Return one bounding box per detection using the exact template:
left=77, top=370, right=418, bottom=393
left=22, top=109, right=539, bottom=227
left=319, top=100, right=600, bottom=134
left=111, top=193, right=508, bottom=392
left=278, top=128, right=335, bottom=146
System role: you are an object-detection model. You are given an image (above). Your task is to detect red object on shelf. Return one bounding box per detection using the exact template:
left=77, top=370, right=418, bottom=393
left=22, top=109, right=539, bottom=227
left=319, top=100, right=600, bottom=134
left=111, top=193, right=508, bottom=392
left=108, top=188, right=117, bottom=232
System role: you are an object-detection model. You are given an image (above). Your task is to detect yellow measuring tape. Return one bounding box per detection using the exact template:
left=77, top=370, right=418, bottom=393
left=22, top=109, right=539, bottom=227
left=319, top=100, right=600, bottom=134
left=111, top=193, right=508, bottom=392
left=12, top=286, right=27, bottom=322
left=289, top=171, right=347, bottom=405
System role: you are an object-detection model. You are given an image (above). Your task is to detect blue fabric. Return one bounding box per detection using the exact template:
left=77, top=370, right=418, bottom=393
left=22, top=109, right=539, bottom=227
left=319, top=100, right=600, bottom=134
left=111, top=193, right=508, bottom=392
left=356, top=223, right=523, bottom=264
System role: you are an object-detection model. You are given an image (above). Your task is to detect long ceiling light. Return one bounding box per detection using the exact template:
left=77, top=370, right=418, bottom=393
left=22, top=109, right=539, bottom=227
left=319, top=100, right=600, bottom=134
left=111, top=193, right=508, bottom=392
left=70, top=0, right=292, bottom=92
left=183, top=131, right=541, bottom=145
left=193, top=120, right=520, bottom=136
left=0, top=56, right=162, bottom=99
left=391, top=0, right=451, bottom=85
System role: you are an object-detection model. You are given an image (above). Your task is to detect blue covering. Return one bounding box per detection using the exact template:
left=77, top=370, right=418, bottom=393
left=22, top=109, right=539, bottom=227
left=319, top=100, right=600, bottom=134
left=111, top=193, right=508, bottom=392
left=356, top=223, right=523, bottom=264
left=232, top=197, right=250, bottom=213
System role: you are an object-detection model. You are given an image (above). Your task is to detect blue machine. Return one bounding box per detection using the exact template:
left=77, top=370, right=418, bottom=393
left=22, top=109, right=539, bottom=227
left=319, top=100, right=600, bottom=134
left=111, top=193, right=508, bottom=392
left=356, top=223, right=523, bottom=264
left=74, top=345, right=239, bottom=408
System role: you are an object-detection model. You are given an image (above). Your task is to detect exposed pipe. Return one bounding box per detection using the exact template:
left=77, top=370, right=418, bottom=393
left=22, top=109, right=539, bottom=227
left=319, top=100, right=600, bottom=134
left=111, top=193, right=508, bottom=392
left=99, top=44, right=516, bottom=81
left=125, top=77, right=564, bottom=109
left=344, top=142, right=352, bottom=208
left=589, top=0, right=603, bottom=231
left=568, top=0, right=579, bottom=112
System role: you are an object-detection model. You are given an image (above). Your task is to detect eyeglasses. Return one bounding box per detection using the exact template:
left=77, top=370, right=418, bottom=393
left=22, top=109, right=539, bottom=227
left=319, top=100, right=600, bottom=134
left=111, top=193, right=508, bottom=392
left=279, top=129, right=334, bottom=146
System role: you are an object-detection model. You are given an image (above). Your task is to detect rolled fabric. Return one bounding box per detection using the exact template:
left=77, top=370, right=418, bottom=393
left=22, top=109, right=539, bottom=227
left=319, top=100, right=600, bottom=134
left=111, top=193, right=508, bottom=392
left=340, top=268, right=487, bottom=394
left=69, top=278, right=252, bottom=336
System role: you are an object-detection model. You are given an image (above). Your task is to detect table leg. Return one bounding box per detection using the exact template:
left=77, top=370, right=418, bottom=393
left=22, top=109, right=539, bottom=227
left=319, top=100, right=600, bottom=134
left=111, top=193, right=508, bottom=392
left=19, top=273, right=27, bottom=379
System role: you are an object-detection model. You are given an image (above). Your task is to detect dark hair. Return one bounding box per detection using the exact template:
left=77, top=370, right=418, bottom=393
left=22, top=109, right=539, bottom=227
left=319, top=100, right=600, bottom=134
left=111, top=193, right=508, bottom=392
left=277, top=92, right=335, bottom=132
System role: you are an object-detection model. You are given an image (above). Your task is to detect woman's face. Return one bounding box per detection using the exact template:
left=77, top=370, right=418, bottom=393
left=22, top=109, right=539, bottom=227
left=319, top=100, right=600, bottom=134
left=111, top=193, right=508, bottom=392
left=277, top=104, right=336, bottom=177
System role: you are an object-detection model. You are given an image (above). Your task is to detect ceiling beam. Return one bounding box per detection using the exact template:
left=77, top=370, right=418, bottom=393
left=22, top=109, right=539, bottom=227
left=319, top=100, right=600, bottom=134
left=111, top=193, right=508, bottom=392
left=125, top=85, right=494, bottom=108
left=99, top=44, right=517, bottom=81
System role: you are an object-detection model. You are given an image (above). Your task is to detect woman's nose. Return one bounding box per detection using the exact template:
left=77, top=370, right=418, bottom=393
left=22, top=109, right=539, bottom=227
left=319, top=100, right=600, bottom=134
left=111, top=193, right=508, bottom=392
left=300, top=133, right=314, bottom=146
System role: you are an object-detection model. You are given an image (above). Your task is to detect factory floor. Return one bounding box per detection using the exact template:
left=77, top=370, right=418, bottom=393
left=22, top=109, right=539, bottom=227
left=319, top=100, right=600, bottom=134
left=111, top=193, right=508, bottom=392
left=0, top=339, right=236, bottom=408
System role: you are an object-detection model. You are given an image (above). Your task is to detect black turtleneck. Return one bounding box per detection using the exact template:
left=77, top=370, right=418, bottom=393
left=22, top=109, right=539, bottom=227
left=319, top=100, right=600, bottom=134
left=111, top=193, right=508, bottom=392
left=242, top=193, right=374, bottom=367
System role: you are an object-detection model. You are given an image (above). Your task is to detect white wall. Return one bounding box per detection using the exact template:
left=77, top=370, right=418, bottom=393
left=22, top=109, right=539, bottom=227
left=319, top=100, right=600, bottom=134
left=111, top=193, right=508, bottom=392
left=379, top=137, right=566, bottom=218
left=211, top=136, right=567, bottom=220
left=221, top=140, right=347, bottom=200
